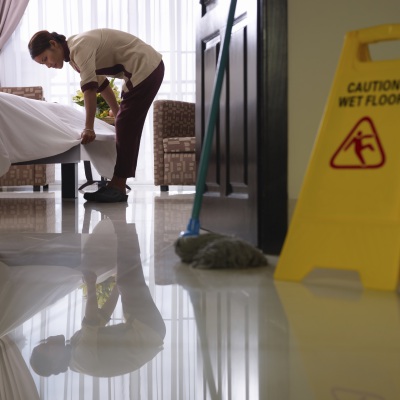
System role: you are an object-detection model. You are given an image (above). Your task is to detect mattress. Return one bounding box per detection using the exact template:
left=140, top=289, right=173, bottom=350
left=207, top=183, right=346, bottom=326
left=0, top=92, right=117, bottom=179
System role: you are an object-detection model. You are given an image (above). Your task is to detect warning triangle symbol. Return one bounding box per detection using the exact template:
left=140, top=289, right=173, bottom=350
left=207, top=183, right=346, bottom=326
left=330, top=116, right=385, bottom=169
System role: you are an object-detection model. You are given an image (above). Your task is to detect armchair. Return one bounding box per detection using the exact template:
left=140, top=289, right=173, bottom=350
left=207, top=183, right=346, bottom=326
left=0, top=87, right=55, bottom=191
left=153, top=100, right=196, bottom=191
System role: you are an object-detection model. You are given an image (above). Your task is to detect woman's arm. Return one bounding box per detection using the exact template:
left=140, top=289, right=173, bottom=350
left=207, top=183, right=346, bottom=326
left=81, top=88, right=97, bottom=144
left=100, top=84, right=120, bottom=117
left=98, top=283, right=119, bottom=321
left=82, top=271, right=100, bottom=324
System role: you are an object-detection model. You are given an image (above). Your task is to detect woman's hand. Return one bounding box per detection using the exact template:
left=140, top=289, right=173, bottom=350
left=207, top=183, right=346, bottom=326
left=82, top=270, right=97, bottom=285
left=81, top=128, right=96, bottom=144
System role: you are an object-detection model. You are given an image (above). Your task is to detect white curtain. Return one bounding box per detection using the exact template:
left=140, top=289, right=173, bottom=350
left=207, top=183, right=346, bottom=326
left=0, top=0, right=196, bottom=184
left=0, top=0, right=29, bottom=51
left=0, top=335, right=40, bottom=400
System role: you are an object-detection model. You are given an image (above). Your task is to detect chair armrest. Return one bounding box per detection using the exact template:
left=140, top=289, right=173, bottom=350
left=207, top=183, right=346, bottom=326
left=153, top=100, right=195, bottom=186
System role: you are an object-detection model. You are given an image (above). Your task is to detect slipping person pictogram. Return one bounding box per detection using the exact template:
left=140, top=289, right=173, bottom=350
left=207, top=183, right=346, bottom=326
left=344, top=130, right=374, bottom=166
left=330, top=116, right=385, bottom=169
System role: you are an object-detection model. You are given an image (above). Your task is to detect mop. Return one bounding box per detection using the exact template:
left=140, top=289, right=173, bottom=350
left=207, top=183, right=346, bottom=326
left=174, top=0, right=267, bottom=269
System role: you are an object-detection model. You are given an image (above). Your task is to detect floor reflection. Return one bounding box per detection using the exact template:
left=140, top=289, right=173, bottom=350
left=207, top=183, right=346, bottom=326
left=1, top=189, right=400, bottom=400
left=275, top=279, right=400, bottom=400
left=29, top=204, right=165, bottom=379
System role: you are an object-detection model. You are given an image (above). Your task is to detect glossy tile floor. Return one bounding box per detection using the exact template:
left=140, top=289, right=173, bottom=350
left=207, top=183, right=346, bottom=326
left=0, top=185, right=399, bottom=400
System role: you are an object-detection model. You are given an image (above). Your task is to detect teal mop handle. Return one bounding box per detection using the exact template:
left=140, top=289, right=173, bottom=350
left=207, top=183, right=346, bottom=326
left=182, top=0, right=237, bottom=237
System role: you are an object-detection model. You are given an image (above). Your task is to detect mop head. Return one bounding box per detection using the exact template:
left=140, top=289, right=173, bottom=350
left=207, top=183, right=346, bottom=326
left=174, top=233, right=268, bottom=269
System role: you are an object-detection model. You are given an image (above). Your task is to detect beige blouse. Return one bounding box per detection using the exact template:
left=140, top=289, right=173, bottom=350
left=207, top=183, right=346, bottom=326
left=65, top=28, right=162, bottom=95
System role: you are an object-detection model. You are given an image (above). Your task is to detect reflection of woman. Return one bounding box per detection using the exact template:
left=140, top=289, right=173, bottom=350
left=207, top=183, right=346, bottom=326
left=31, top=269, right=164, bottom=377
left=28, top=28, right=164, bottom=202
left=30, top=214, right=166, bottom=377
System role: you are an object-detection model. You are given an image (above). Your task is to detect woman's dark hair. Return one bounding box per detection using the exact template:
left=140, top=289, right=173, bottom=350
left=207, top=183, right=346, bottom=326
left=28, top=30, right=66, bottom=59
left=30, top=345, right=53, bottom=377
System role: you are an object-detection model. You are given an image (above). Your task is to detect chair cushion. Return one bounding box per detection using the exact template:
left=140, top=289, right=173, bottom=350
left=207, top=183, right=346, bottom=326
left=163, top=137, right=196, bottom=153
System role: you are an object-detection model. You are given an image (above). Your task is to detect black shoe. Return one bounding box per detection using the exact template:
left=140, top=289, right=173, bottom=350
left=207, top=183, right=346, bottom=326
left=92, top=186, right=128, bottom=203
left=83, top=201, right=128, bottom=213
left=83, top=186, right=107, bottom=201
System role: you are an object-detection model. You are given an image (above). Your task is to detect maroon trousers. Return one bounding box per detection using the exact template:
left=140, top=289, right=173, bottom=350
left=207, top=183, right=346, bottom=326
left=114, top=61, right=165, bottom=178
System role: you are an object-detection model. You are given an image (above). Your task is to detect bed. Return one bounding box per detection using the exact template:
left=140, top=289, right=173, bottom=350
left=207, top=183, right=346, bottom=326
left=0, top=90, right=117, bottom=198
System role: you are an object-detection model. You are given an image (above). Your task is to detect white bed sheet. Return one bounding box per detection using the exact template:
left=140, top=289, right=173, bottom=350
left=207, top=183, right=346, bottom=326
left=0, top=92, right=117, bottom=179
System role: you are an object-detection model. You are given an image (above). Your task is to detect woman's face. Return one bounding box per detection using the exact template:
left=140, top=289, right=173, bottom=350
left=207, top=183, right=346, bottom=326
left=33, top=40, right=64, bottom=69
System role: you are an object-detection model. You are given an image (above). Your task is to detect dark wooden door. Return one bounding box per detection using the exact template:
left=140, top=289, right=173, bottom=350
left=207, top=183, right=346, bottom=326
left=196, top=0, right=287, bottom=254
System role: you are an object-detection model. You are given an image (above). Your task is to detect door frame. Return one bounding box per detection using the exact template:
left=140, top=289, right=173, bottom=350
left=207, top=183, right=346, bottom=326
left=257, top=0, right=288, bottom=254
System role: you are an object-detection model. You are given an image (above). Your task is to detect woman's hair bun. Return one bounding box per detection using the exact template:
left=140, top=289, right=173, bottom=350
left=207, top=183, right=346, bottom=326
left=50, top=32, right=66, bottom=43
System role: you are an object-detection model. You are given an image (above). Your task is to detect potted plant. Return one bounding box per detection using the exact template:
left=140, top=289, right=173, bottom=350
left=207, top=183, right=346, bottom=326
left=72, top=78, right=121, bottom=120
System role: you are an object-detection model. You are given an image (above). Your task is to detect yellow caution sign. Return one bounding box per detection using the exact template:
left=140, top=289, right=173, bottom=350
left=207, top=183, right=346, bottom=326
left=275, top=24, right=400, bottom=290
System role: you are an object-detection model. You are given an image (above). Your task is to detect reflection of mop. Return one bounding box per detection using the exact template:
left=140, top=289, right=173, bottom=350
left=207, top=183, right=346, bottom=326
left=175, top=0, right=267, bottom=269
